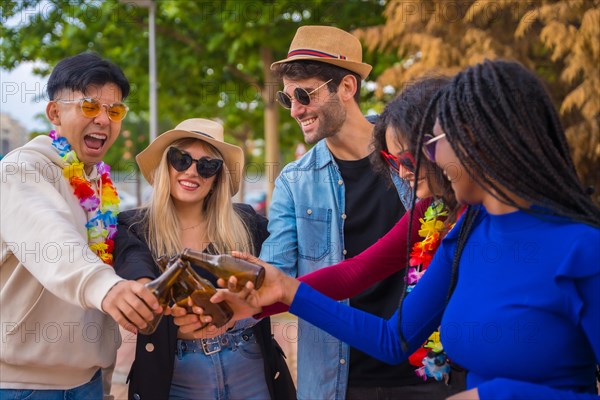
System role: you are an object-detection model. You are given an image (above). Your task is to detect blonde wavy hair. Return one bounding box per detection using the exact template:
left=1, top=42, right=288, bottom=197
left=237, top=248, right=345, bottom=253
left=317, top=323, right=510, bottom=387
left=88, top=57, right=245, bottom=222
left=140, top=138, right=253, bottom=258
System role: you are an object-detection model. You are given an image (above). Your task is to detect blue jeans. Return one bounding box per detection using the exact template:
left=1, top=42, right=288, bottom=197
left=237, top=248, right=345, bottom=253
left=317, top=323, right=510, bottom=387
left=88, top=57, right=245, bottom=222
left=0, top=369, right=102, bottom=400
left=169, top=328, right=269, bottom=400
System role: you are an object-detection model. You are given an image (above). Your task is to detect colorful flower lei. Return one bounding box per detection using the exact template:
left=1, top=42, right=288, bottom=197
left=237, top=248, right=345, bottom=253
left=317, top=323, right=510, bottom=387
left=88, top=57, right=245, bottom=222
left=406, top=201, right=454, bottom=383
left=49, top=130, right=119, bottom=265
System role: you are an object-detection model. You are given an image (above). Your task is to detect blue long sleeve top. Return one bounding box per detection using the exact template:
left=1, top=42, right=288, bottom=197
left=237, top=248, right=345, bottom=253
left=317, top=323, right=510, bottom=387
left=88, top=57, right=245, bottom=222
left=290, top=206, right=600, bottom=399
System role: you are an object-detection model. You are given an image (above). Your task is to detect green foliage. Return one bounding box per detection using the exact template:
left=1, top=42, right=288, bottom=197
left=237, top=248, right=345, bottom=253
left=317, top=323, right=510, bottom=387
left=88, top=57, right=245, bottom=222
left=1, top=0, right=388, bottom=176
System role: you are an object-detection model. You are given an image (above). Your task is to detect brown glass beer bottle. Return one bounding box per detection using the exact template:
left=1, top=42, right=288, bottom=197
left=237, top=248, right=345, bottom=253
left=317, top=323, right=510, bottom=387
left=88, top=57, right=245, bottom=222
left=155, top=255, right=170, bottom=272
left=139, top=257, right=187, bottom=335
left=156, top=254, right=194, bottom=311
left=171, top=260, right=233, bottom=328
left=181, top=248, right=265, bottom=292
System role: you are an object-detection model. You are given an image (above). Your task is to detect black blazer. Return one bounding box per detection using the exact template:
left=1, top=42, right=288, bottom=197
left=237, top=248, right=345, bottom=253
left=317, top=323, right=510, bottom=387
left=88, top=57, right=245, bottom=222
left=113, top=204, right=296, bottom=400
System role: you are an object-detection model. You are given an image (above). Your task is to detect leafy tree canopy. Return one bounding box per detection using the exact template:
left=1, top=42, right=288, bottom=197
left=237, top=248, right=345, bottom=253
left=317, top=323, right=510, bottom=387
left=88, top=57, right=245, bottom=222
left=1, top=0, right=387, bottom=197
left=355, top=0, right=599, bottom=200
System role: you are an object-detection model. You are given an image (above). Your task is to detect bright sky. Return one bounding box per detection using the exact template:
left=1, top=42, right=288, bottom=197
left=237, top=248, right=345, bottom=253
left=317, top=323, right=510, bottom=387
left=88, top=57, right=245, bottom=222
left=0, top=62, right=48, bottom=132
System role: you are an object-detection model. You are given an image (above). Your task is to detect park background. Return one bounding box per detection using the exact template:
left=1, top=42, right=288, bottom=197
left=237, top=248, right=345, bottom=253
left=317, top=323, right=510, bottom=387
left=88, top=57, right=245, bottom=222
left=1, top=1, right=599, bottom=398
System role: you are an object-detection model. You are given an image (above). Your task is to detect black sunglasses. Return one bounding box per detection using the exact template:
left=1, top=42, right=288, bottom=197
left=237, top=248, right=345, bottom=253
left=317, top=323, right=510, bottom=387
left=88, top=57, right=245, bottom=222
left=276, top=79, right=333, bottom=109
left=167, top=147, right=223, bottom=178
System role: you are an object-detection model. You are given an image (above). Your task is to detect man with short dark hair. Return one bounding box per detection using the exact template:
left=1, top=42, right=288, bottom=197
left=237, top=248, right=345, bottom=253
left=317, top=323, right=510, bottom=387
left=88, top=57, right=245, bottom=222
left=258, top=26, right=444, bottom=400
left=0, top=52, right=159, bottom=399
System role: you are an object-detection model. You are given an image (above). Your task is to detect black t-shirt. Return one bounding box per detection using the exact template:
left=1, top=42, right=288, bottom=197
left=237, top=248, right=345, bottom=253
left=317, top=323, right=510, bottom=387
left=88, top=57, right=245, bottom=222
left=335, top=155, right=424, bottom=387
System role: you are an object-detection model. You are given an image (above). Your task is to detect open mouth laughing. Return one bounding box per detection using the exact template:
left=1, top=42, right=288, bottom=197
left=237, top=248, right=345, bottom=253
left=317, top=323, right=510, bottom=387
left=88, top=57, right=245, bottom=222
left=84, top=133, right=107, bottom=151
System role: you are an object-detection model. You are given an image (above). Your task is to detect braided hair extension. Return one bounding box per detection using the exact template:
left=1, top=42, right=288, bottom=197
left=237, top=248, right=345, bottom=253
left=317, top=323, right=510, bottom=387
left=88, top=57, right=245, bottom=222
left=445, top=205, right=480, bottom=302
left=437, top=60, right=600, bottom=228
left=397, top=61, right=600, bottom=353
left=373, top=82, right=454, bottom=352
left=370, top=78, right=453, bottom=351
left=395, top=89, right=492, bottom=351
left=428, top=60, right=600, bottom=347
left=392, top=88, right=482, bottom=353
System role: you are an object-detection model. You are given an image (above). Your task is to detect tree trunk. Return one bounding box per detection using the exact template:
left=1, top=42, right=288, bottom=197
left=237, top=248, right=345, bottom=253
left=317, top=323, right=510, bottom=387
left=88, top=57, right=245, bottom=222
left=260, top=46, right=280, bottom=214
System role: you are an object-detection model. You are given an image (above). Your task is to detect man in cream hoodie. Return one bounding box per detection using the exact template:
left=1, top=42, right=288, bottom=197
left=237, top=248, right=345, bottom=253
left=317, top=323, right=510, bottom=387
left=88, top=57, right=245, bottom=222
left=0, top=53, right=160, bottom=399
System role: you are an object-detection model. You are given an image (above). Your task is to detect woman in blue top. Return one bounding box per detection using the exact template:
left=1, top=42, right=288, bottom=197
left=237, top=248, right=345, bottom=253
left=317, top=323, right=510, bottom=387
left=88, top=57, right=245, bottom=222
left=216, top=60, right=600, bottom=399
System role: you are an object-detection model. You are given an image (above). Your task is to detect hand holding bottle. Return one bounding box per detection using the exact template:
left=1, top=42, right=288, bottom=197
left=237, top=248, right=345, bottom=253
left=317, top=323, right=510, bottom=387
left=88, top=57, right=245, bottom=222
left=148, top=250, right=267, bottom=336
left=174, top=283, right=263, bottom=326
left=211, top=252, right=300, bottom=309
left=171, top=299, right=237, bottom=339
left=102, top=280, right=162, bottom=334
left=171, top=260, right=233, bottom=328
left=138, top=257, right=188, bottom=335
left=170, top=252, right=267, bottom=333
left=181, top=248, right=266, bottom=292
left=154, top=255, right=234, bottom=329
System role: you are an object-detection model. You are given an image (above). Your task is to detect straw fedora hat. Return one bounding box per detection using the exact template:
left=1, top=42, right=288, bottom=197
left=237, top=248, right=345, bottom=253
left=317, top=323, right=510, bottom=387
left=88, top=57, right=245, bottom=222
left=136, top=118, right=244, bottom=196
left=271, top=25, right=372, bottom=80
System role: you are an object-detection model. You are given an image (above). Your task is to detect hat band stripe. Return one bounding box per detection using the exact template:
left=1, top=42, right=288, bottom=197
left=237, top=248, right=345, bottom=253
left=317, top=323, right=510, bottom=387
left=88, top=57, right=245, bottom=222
left=287, top=49, right=347, bottom=60
left=191, top=130, right=214, bottom=139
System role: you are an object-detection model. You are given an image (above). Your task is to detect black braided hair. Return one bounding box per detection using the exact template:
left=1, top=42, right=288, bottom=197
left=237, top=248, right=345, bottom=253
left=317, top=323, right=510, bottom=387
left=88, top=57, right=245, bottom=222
left=399, top=61, right=600, bottom=353
left=436, top=60, right=600, bottom=323
left=437, top=60, right=600, bottom=227
left=396, top=90, right=436, bottom=352
left=370, top=77, right=456, bottom=352
left=445, top=205, right=480, bottom=302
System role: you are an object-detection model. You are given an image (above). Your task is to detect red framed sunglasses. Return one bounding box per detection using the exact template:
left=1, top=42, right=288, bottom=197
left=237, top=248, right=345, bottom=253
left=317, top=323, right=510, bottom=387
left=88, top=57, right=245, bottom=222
left=380, top=149, right=416, bottom=173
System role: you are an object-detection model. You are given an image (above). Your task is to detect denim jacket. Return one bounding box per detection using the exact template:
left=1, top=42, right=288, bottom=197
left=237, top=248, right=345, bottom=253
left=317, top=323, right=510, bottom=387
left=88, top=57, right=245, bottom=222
left=260, top=140, right=411, bottom=400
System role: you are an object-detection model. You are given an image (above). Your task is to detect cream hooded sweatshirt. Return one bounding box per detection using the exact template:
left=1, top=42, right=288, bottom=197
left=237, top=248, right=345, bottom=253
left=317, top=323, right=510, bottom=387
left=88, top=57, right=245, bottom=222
left=0, top=135, right=124, bottom=392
